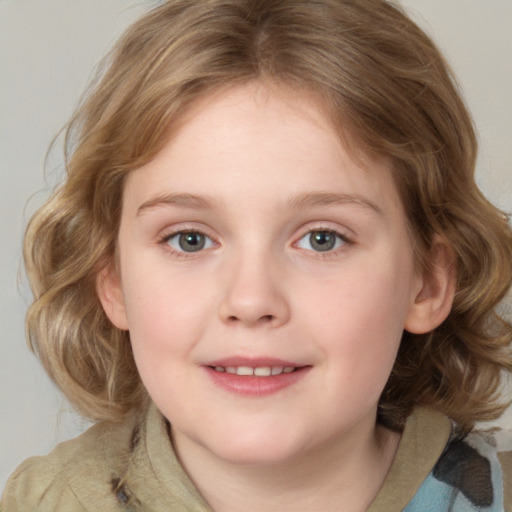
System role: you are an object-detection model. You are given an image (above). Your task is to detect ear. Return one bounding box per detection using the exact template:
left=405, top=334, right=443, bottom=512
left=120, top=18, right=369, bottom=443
left=404, top=238, right=456, bottom=334
left=96, top=264, right=129, bottom=330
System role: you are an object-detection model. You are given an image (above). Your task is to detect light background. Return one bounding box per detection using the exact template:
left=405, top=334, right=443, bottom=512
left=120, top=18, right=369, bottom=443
left=1, top=0, right=511, bottom=490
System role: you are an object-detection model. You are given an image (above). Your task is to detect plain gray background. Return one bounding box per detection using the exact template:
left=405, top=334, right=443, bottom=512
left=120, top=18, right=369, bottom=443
left=1, top=0, right=511, bottom=490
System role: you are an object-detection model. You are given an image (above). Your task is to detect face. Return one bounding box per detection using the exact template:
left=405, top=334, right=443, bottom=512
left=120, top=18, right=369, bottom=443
left=101, top=82, right=427, bottom=466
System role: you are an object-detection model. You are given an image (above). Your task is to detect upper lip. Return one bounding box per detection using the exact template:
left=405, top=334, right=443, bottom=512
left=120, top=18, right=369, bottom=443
left=204, top=357, right=305, bottom=368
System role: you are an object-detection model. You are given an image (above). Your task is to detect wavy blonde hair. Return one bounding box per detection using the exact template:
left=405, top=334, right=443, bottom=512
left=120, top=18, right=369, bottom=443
left=25, top=0, right=512, bottom=431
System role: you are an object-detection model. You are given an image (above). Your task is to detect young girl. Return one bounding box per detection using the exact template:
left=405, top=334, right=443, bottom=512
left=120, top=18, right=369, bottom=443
left=2, top=0, right=512, bottom=510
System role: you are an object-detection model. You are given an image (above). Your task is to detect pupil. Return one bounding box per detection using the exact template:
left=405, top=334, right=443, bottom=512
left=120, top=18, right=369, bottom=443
left=179, top=233, right=205, bottom=252
left=310, top=231, right=335, bottom=251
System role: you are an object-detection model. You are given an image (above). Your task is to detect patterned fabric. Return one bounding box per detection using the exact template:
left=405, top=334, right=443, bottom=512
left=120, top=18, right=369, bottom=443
left=405, top=431, right=505, bottom=511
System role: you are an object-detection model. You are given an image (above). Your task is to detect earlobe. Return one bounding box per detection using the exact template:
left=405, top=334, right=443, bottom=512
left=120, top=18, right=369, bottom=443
left=404, top=239, right=457, bottom=335
left=96, top=264, right=129, bottom=330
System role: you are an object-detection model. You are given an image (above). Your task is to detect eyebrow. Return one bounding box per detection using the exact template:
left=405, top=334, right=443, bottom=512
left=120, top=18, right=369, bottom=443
left=136, top=191, right=382, bottom=216
left=287, top=192, right=382, bottom=214
left=137, top=193, right=215, bottom=215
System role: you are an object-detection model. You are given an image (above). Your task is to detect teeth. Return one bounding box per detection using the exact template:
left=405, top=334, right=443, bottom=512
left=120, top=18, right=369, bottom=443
left=237, top=366, right=254, bottom=376
left=254, top=367, right=272, bottom=377
left=213, top=366, right=296, bottom=377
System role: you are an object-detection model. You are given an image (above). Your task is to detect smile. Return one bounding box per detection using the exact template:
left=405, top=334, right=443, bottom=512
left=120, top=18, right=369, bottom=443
left=204, top=361, right=310, bottom=396
left=211, top=366, right=296, bottom=377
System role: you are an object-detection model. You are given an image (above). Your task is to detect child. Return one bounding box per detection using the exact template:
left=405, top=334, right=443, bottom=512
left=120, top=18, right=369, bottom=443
left=2, top=0, right=512, bottom=510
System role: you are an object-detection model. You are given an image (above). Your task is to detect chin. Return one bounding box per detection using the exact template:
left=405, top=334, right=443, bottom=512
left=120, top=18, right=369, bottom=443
left=218, top=447, right=300, bottom=467
left=205, top=430, right=312, bottom=467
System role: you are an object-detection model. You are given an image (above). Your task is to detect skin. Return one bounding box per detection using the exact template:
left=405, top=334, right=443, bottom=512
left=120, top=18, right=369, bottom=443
left=98, top=82, right=455, bottom=511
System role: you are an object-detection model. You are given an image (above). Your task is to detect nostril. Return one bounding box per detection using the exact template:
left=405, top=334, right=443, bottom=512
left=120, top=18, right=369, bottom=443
left=226, top=314, right=274, bottom=324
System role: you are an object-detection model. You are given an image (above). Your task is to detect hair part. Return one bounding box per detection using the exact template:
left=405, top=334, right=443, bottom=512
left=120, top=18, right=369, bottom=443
left=25, top=0, right=512, bottom=431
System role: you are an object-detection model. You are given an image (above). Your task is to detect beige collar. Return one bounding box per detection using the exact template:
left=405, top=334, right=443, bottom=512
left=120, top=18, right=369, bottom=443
left=120, top=403, right=450, bottom=511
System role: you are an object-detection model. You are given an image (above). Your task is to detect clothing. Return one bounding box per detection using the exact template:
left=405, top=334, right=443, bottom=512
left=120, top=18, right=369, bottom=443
left=2, top=404, right=510, bottom=511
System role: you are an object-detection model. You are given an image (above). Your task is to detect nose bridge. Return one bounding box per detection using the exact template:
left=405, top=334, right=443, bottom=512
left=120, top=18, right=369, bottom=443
left=218, top=243, right=290, bottom=327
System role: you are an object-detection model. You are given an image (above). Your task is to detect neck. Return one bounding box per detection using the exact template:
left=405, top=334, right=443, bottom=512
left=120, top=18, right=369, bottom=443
left=172, top=419, right=401, bottom=512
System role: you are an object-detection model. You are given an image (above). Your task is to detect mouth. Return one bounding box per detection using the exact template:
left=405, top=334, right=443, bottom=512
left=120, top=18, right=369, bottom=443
left=203, top=360, right=310, bottom=396
left=209, top=365, right=297, bottom=377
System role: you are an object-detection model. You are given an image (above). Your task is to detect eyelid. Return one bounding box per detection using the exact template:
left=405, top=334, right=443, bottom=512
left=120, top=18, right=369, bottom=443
left=291, top=223, right=354, bottom=253
left=158, top=224, right=219, bottom=256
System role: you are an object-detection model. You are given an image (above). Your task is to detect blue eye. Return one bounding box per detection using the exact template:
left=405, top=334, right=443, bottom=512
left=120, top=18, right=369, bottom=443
left=296, top=230, right=348, bottom=252
left=165, top=232, right=214, bottom=253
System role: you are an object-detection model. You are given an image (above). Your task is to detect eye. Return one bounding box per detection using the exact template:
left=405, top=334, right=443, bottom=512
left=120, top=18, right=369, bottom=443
left=296, top=230, right=348, bottom=252
left=164, top=231, right=215, bottom=253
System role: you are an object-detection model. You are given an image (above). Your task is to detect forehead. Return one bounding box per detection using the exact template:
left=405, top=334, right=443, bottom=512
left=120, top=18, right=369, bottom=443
left=169, top=81, right=373, bottom=165
left=122, top=81, right=401, bottom=219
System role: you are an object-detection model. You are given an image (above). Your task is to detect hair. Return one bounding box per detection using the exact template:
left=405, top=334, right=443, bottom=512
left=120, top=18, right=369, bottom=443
left=24, top=0, right=512, bottom=432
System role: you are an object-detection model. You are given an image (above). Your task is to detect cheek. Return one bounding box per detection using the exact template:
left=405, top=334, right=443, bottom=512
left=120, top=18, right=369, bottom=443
left=120, top=266, right=215, bottom=362
left=306, top=261, right=412, bottom=333
left=122, top=283, right=197, bottom=402
left=301, top=256, right=415, bottom=380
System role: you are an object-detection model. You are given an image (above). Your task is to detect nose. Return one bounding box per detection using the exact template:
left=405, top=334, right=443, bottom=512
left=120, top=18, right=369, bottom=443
left=218, top=251, right=291, bottom=328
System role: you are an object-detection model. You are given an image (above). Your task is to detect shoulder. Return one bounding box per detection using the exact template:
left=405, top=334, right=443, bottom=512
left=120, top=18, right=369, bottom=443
left=430, top=429, right=512, bottom=512
left=1, top=413, right=138, bottom=512
left=380, top=408, right=512, bottom=512
left=496, top=429, right=512, bottom=512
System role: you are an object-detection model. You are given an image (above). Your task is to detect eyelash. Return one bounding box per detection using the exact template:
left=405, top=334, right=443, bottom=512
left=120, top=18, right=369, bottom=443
left=159, top=229, right=217, bottom=258
left=158, top=226, right=353, bottom=258
left=293, top=227, right=352, bottom=257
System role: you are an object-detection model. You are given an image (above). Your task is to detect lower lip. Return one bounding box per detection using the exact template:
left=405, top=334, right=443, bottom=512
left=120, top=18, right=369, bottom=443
left=204, top=366, right=311, bottom=396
